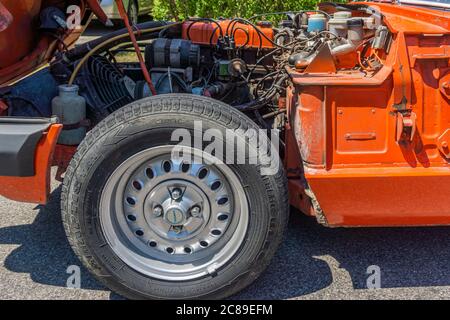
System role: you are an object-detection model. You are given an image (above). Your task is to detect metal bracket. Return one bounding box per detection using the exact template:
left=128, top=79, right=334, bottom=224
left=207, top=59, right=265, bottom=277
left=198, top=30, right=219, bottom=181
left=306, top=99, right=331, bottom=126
left=439, top=73, right=450, bottom=100
left=396, top=111, right=417, bottom=142
left=304, top=43, right=337, bottom=74
left=437, top=129, right=450, bottom=158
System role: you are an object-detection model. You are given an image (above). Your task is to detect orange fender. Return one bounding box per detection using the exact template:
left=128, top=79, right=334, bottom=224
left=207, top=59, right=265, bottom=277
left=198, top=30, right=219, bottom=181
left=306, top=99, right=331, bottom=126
left=0, top=124, right=62, bottom=204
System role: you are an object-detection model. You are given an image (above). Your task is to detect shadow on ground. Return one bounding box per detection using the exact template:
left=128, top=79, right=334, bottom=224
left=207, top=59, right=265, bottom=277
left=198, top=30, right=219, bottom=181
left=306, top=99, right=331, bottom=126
left=0, top=186, right=123, bottom=300
left=1, top=186, right=450, bottom=299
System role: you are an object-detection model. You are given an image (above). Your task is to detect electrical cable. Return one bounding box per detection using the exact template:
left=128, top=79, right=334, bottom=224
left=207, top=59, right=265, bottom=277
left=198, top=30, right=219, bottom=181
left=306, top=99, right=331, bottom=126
left=232, top=27, right=250, bottom=49
left=228, top=18, right=294, bottom=50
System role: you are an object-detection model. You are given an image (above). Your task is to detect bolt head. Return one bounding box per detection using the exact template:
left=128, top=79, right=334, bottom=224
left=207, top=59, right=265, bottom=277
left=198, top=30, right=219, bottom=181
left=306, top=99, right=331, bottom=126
left=191, top=206, right=202, bottom=218
left=153, top=206, right=163, bottom=217
left=171, top=188, right=182, bottom=200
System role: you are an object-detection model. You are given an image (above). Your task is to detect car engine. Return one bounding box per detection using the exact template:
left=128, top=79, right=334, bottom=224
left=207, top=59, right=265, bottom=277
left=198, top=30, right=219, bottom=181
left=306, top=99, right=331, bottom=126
left=13, top=3, right=390, bottom=131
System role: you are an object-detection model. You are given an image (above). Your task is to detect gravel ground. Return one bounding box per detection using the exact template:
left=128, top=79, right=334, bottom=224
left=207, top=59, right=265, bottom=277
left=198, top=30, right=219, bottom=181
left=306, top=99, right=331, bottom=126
left=1, top=24, right=449, bottom=300
left=1, top=171, right=450, bottom=300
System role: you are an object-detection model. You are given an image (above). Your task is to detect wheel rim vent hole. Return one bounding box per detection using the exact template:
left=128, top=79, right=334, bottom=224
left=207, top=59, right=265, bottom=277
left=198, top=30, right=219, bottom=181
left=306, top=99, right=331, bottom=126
left=198, top=168, right=208, bottom=179
left=126, top=197, right=136, bottom=206
left=163, top=161, right=172, bottom=173
left=211, top=181, right=222, bottom=191
left=181, top=163, right=190, bottom=173
left=217, top=197, right=228, bottom=205
left=200, top=241, right=209, bottom=248
left=166, top=247, right=174, bottom=254
left=146, top=168, right=154, bottom=179
left=211, top=229, right=222, bottom=236
left=218, top=214, right=229, bottom=221
left=133, top=181, right=142, bottom=191
left=127, top=214, right=137, bottom=222
left=135, top=229, right=144, bottom=236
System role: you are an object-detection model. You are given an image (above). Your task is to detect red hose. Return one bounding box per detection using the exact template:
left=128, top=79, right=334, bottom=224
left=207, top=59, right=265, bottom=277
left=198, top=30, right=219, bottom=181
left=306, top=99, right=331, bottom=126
left=114, top=0, right=157, bottom=95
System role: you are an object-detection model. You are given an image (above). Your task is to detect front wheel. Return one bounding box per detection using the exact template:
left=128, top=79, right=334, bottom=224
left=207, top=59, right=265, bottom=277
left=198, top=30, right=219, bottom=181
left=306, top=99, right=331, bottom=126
left=61, top=94, right=289, bottom=299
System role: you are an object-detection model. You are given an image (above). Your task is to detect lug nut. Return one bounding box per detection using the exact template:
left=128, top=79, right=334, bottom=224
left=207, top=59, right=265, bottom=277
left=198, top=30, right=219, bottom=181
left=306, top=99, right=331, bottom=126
left=171, top=188, right=182, bottom=200
left=191, top=206, right=202, bottom=218
left=153, top=206, right=163, bottom=217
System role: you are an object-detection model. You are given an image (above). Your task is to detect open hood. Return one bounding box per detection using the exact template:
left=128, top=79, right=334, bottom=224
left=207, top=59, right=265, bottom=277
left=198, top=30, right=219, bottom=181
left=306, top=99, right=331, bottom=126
left=0, top=0, right=107, bottom=86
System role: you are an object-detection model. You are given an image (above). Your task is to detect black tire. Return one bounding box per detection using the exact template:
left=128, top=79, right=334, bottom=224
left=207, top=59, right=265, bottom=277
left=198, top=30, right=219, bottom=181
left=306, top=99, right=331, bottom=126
left=128, top=1, right=139, bottom=26
left=61, top=94, right=289, bottom=299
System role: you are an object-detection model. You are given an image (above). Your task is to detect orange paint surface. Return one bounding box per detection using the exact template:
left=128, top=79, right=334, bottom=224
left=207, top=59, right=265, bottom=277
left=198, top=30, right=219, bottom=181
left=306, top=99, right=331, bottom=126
left=0, top=124, right=62, bottom=204
left=287, top=2, right=450, bottom=226
left=0, top=1, right=88, bottom=85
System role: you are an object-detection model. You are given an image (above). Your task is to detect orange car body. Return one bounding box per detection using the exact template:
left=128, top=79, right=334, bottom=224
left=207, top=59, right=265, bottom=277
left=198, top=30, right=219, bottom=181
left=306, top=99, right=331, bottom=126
left=286, top=3, right=450, bottom=226
left=0, top=1, right=449, bottom=227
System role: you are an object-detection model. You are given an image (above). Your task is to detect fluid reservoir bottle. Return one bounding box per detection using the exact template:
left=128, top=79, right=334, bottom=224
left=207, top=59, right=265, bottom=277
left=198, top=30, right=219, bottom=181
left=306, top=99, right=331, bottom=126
left=328, top=11, right=352, bottom=38
left=347, top=18, right=364, bottom=45
left=307, top=14, right=327, bottom=33
left=52, top=84, right=86, bottom=145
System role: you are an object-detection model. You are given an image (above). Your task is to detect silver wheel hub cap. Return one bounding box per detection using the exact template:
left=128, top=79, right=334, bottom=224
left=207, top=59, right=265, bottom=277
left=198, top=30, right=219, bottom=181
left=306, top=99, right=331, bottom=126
left=99, top=146, right=249, bottom=281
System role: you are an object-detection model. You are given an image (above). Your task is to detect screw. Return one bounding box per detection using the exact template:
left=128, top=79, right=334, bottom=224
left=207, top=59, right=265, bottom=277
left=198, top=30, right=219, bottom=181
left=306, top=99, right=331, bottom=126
left=171, top=188, right=182, bottom=200
left=191, top=206, right=202, bottom=218
left=442, top=141, right=449, bottom=149
left=153, top=206, right=163, bottom=217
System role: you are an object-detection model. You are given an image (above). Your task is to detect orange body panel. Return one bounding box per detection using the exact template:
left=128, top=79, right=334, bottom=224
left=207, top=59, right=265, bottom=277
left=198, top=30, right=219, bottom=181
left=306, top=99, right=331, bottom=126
left=287, top=3, right=450, bottom=226
left=304, top=167, right=450, bottom=226
left=0, top=0, right=42, bottom=69
left=0, top=124, right=62, bottom=204
left=0, top=1, right=88, bottom=85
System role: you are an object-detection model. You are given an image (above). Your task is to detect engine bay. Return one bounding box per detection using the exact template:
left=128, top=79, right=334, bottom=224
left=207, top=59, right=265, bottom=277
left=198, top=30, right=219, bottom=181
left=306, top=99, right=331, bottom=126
left=1, top=2, right=392, bottom=134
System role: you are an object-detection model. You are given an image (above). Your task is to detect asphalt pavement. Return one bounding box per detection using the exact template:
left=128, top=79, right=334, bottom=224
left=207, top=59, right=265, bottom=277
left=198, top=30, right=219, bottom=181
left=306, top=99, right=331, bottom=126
left=1, top=24, right=450, bottom=300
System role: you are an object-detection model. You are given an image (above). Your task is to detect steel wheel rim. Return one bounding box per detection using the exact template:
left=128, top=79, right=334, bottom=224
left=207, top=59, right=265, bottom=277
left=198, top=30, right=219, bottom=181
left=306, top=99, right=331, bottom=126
left=99, top=146, right=249, bottom=281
